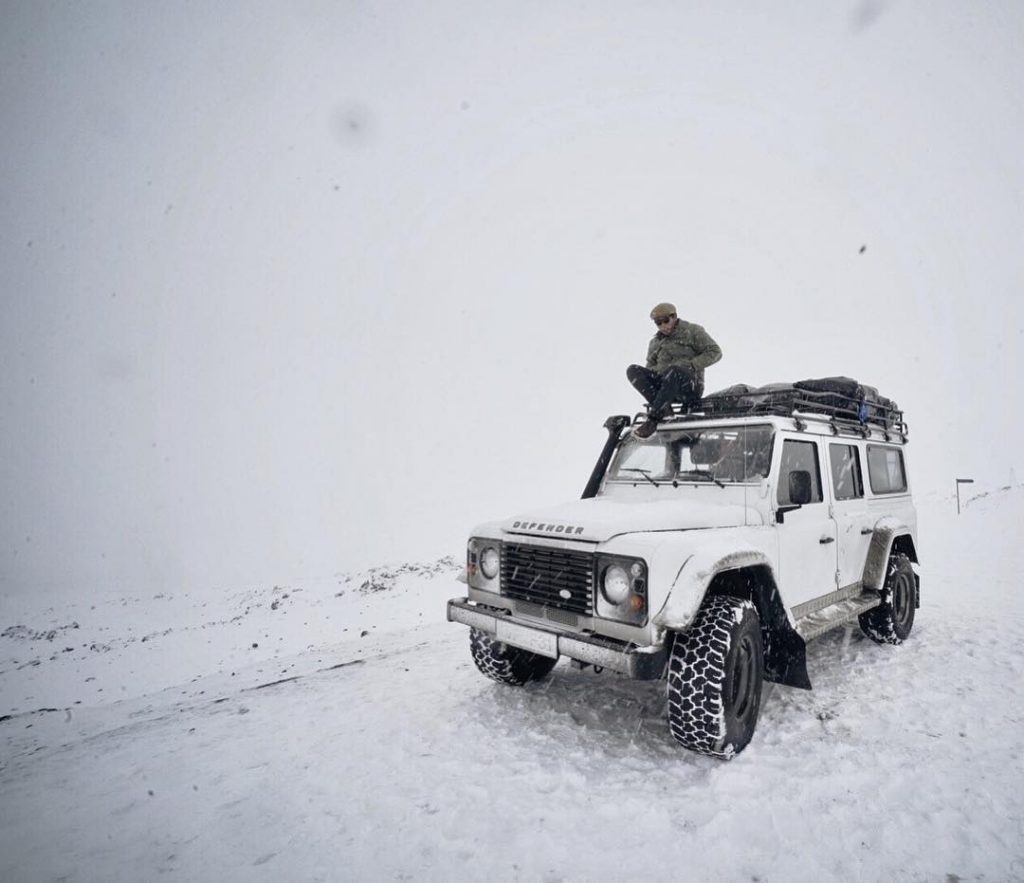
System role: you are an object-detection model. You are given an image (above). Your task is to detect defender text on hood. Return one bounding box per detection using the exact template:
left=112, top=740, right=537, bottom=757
left=504, top=497, right=761, bottom=543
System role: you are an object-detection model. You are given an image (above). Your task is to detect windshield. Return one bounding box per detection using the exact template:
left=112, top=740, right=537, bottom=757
left=606, top=424, right=775, bottom=485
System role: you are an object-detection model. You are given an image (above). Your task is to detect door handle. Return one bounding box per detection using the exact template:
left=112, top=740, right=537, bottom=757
left=861, top=527, right=874, bottom=535
left=819, top=536, right=835, bottom=544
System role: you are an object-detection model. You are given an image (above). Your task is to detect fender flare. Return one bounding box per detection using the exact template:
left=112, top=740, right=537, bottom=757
left=653, top=545, right=812, bottom=690
left=653, top=546, right=779, bottom=632
left=862, top=518, right=919, bottom=591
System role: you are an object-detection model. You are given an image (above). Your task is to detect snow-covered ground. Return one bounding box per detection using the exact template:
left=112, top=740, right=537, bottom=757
left=1, top=491, right=1022, bottom=882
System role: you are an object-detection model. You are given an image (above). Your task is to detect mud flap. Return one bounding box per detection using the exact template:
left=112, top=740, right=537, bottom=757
left=764, top=627, right=812, bottom=690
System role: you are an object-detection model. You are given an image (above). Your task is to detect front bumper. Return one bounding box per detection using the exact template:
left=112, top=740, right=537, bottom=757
left=447, top=597, right=666, bottom=680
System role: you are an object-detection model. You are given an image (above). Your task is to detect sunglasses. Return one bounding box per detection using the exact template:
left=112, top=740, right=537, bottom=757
left=654, top=315, right=676, bottom=325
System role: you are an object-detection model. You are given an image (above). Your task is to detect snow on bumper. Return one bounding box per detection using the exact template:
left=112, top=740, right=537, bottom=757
left=447, top=598, right=666, bottom=680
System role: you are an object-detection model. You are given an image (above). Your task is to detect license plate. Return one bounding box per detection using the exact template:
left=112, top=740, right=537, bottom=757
left=495, top=620, right=558, bottom=658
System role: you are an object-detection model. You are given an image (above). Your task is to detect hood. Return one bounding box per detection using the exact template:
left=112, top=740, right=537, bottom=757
left=502, top=496, right=755, bottom=543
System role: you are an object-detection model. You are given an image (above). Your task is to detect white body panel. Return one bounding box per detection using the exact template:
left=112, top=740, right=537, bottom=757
left=502, top=493, right=762, bottom=543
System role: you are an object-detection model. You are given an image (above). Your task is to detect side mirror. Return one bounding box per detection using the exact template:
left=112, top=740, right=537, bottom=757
left=788, top=470, right=813, bottom=506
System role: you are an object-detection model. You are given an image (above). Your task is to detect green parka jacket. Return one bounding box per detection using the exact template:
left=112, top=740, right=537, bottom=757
left=646, top=320, right=722, bottom=382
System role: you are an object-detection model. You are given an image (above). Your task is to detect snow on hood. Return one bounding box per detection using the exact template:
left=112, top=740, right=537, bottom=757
left=502, top=496, right=757, bottom=543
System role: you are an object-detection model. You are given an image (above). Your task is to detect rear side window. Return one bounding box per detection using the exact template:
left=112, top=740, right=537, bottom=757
left=829, top=444, right=864, bottom=500
left=777, top=439, right=823, bottom=505
left=866, top=445, right=907, bottom=494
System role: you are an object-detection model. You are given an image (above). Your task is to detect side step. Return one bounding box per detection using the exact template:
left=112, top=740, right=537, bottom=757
left=795, top=591, right=882, bottom=642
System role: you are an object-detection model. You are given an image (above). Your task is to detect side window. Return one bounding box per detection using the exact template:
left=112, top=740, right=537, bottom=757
left=829, top=444, right=864, bottom=500
left=866, top=445, right=908, bottom=494
left=777, top=439, right=823, bottom=505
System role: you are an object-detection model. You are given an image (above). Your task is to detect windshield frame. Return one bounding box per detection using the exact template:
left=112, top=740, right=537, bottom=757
left=604, top=423, right=776, bottom=487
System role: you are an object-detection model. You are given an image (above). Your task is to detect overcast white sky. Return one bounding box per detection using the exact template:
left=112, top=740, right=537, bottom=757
left=1, top=1, right=1022, bottom=596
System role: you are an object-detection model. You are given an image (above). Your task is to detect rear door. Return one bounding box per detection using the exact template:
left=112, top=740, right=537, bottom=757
left=827, top=442, right=873, bottom=590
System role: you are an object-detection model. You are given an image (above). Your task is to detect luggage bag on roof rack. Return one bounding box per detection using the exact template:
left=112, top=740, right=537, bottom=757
left=701, top=376, right=903, bottom=431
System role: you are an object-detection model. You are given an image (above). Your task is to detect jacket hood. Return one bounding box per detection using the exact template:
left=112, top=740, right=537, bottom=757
left=501, top=496, right=756, bottom=543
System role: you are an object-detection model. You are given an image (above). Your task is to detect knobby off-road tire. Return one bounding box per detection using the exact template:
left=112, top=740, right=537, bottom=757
left=666, top=595, right=764, bottom=759
left=859, top=552, right=916, bottom=644
left=469, top=628, right=557, bottom=686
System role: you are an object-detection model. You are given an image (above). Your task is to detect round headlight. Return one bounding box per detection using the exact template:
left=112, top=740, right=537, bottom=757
left=602, top=564, right=631, bottom=605
left=480, top=546, right=500, bottom=580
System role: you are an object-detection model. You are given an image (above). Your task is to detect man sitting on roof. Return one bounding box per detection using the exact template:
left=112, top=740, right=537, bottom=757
left=627, top=302, right=722, bottom=439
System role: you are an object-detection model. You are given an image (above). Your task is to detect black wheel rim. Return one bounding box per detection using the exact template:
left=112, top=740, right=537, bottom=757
left=893, top=570, right=913, bottom=631
left=731, top=633, right=758, bottom=721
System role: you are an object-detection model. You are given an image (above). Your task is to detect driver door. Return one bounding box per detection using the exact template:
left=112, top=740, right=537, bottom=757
left=774, top=437, right=838, bottom=610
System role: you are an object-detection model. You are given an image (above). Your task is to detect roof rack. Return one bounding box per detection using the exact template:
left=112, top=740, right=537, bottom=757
left=639, top=386, right=908, bottom=442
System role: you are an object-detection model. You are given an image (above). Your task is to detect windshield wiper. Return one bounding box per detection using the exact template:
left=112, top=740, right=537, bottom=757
left=678, top=469, right=726, bottom=488
left=621, top=467, right=661, bottom=488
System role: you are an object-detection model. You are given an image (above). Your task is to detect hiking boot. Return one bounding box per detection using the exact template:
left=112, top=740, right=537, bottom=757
left=632, top=413, right=662, bottom=439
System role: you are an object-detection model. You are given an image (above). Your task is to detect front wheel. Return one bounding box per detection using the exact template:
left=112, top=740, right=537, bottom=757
left=666, top=595, right=764, bottom=759
left=469, top=629, right=557, bottom=686
left=859, top=552, right=916, bottom=644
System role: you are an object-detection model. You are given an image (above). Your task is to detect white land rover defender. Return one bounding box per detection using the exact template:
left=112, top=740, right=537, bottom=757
left=447, top=378, right=918, bottom=758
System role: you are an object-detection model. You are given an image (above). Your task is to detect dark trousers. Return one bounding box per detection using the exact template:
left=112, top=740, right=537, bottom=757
left=627, top=364, right=703, bottom=414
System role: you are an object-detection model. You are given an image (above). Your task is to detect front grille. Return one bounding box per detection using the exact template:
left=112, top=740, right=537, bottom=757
left=501, top=543, right=593, bottom=615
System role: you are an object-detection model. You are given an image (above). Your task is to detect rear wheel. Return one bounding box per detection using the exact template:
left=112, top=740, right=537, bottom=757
left=666, top=595, right=764, bottom=759
left=469, top=628, right=557, bottom=686
left=859, top=552, right=916, bottom=644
